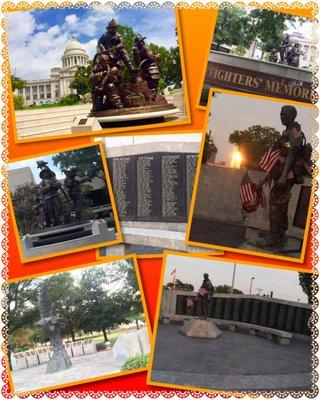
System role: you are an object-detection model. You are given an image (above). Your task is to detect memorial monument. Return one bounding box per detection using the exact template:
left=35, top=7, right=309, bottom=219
left=88, top=19, right=179, bottom=123
left=35, top=283, right=72, bottom=373
left=179, top=273, right=221, bottom=339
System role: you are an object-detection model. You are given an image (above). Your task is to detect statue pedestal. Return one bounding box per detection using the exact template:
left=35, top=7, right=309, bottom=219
left=47, top=348, right=72, bottom=373
left=21, top=219, right=116, bottom=259
left=90, top=103, right=180, bottom=126
left=179, top=318, right=222, bottom=339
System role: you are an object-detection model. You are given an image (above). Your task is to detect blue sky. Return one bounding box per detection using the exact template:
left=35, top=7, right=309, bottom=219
left=8, top=154, right=65, bottom=184
left=6, top=6, right=178, bottom=80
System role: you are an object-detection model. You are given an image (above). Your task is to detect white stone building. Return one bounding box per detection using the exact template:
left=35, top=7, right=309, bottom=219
left=17, top=35, right=89, bottom=106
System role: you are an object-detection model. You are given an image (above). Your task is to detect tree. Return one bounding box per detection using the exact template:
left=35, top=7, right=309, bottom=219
left=248, top=9, right=297, bottom=57
left=298, top=272, right=313, bottom=303
left=69, top=62, right=93, bottom=96
left=215, top=284, right=243, bottom=294
left=11, top=183, right=40, bottom=235
left=79, top=267, right=130, bottom=341
left=52, top=145, right=103, bottom=173
left=166, top=279, right=194, bottom=291
left=214, top=8, right=255, bottom=51
left=104, top=259, right=144, bottom=329
left=45, top=273, right=83, bottom=342
left=11, top=75, right=26, bottom=91
left=202, top=131, right=217, bottom=164
left=214, top=7, right=299, bottom=58
left=229, top=125, right=281, bottom=170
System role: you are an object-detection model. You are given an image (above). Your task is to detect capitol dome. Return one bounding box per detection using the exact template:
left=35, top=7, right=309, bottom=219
left=61, top=34, right=89, bottom=70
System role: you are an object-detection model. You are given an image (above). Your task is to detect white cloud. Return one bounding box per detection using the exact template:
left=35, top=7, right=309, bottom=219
left=6, top=7, right=176, bottom=80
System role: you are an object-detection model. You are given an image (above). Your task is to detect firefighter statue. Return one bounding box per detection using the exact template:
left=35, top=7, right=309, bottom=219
left=133, top=34, right=161, bottom=93
left=256, top=105, right=312, bottom=249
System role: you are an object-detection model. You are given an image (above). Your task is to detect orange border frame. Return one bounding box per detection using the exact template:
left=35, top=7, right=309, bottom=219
left=3, top=5, right=191, bottom=143
left=185, top=88, right=316, bottom=264
left=6, top=141, right=123, bottom=263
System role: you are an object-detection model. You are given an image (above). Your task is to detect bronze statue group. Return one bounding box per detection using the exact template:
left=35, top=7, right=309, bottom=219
left=35, top=161, right=100, bottom=229
left=90, top=19, right=163, bottom=112
left=268, top=34, right=304, bottom=67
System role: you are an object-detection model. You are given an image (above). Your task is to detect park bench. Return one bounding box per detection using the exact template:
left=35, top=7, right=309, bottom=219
left=213, top=318, right=293, bottom=345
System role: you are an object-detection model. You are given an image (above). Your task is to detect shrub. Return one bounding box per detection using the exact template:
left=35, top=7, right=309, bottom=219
left=121, top=353, right=149, bottom=371
left=58, top=94, right=80, bottom=106
left=13, top=95, right=25, bottom=110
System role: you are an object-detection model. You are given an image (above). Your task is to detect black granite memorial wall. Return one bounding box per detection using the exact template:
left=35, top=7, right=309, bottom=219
left=107, top=152, right=198, bottom=222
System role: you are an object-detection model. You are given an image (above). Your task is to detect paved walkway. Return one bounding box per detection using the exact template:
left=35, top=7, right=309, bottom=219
left=11, top=350, right=120, bottom=393
left=151, top=324, right=312, bottom=391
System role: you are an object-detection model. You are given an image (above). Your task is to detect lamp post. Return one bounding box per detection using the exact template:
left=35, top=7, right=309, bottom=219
left=231, top=263, right=237, bottom=294
left=249, top=277, right=255, bottom=294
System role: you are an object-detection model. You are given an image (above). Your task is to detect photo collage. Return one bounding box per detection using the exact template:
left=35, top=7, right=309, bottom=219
left=1, top=1, right=318, bottom=397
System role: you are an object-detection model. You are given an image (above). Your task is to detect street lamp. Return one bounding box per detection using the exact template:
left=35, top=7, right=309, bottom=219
left=249, top=277, right=255, bottom=294
left=231, top=263, right=237, bottom=294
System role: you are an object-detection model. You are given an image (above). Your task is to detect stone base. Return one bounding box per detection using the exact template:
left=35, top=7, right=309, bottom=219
left=90, top=103, right=179, bottom=123
left=179, top=318, right=222, bottom=339
left=21, top=219, right=116, bottom=259
left=46, top=349, right=72, bottom=373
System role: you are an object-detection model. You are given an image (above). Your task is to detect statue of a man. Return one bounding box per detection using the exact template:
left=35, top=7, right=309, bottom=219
left=37, top=161, right=63, bottom=227
left=133, top=34, right=161, bottom=93
left=287, top=43, right=304, bottom=68
left=257, top=105, right=308, bottom=249
left=62, top=166, right=96, bottom=220
left=90, top=47, right=125, bottom=110
left=269, top=49, right=279, bottom=63
left=97, top=19, right=135, bottom=73
left=197, top=273, right=214, bottom=318
left=279, top=33, right=291, bottom=62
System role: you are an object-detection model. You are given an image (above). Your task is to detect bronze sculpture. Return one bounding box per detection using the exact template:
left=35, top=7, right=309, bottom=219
left=89, top=19, right=176, bottom=117
left=35, top=282, right=72, bottom=373
left=37, top=161, right=63, bottom=227
left=62, top=163, right=100, bottom=220
left=197, top=273, right=214, bottom=318
left=133, top=34, right=161, bottom=93
left=256, top=105, right=311, bottom=249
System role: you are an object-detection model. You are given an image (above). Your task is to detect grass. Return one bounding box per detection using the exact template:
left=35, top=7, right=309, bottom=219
left=22, top=102, right=82, bottom=110
left=85, top=325, right=143, bottom=343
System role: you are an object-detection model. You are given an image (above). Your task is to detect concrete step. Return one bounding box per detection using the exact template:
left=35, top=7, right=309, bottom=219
left=16, top=108, right=90, bottom=124
left=15, top=104, right=92, bottom=117
left=16, top=111, right=88, bottom=129
left=18, top=124, right=72, bottom=137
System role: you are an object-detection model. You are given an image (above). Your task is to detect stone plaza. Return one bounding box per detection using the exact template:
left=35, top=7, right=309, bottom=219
left=151, top=323, right=312, bottom=391
left=11, top=350, right=120, bottom=393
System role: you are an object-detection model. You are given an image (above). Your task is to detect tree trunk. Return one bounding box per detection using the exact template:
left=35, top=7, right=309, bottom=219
left=102, top=328, right=108, bottom=341
left=135, top=319, right=139, bottom=330
left=70, top=326, right=76, bottom=342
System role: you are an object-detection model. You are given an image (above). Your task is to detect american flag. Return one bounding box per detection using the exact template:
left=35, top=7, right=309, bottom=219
left=240, top=172, right=255, bottom=205
left=259, top=148, right=281, bottom=173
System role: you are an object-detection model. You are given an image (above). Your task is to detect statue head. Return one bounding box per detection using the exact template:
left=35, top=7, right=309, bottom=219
left=37, top=160, right=48, bottom=169
left=203, top=273, right=209, bottom=279
left=280, top=105, right=297, bottom=127
left=134, top=34, right=146, bottom=47
left=107, top=19, right=117, bottom=32
left=39, top=166, right=55, bottom=180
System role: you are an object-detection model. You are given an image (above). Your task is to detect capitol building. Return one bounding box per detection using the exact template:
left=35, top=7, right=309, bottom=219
left=17, top=35, right=89, bottom=106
